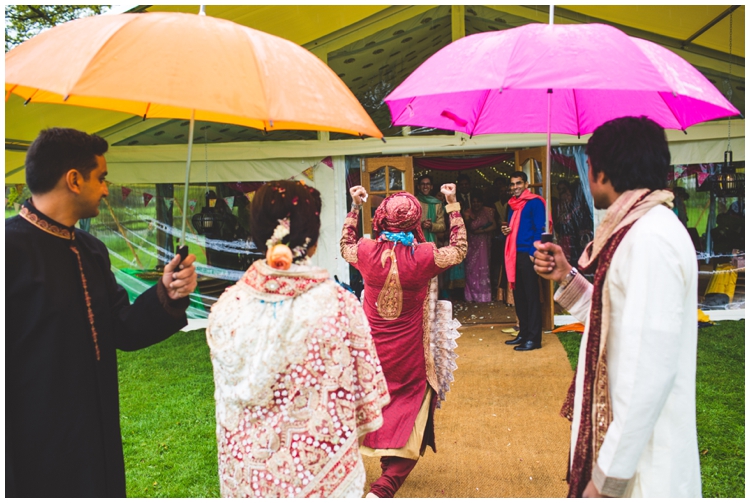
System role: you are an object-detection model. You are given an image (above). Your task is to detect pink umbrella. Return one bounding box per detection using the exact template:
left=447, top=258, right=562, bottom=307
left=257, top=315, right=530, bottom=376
left=386, top=23, right=738, bottom=136
left=385, top=23, right=740, bottom=233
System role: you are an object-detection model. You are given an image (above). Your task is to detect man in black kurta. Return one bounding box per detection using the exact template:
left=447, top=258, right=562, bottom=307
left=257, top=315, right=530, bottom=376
left=5, top=128, right=198, bottom=497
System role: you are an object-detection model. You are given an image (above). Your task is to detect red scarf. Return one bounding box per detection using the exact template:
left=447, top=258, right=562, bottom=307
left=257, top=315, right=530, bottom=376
left=504, top=190, right=546, bottom=289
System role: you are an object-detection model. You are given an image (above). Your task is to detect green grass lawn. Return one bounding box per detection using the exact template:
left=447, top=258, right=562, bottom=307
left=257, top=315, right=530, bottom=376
left=118, top=330, right=219, bottom=497
left=557, top=320, right=745, bottom=498
left=119, top=323, right=745, bottom=497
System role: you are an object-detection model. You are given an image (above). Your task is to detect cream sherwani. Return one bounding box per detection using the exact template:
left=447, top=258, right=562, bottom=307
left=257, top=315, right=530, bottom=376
left=555, top=204, right=701, bottom=497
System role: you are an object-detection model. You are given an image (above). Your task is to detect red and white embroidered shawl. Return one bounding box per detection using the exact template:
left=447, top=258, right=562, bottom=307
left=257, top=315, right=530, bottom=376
left=207, top=260, right=389, bottom=497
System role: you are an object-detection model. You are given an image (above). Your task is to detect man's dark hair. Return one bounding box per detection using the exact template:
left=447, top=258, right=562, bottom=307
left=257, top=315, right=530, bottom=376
left=250, top=180, right=322, bottom=262
left=586, top=116, right=670, bottom=192
left=25, top=128, right=109, bottom=194
left=510, top=171, right=527, bottom=183
left=417, top=174, right=434, bottom=185
left=457, top=174, right=471, bottom=183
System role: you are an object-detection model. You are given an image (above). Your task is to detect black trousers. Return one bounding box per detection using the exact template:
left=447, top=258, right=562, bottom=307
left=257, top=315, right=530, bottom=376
left=514, top=251, right=542, bottom=346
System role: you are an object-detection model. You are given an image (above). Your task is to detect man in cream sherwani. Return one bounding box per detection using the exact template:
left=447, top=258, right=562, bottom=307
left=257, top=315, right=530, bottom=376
left=533, top=116, right=701, bottom=498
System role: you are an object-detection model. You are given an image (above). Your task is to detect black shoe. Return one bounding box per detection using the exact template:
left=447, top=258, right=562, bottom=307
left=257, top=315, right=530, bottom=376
left=514, top=341, right=542, bottom=351
left=505, top=336, right=524, bottom=345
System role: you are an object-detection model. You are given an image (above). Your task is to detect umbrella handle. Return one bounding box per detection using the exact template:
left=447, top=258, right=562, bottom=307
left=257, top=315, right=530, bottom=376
left=177, top=245, right=189, bottom=264
left=541, top=232, right=554, bottom=256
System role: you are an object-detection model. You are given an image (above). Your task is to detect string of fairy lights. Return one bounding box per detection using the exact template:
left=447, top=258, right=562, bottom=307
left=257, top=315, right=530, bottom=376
left=413, top=158, right=580, bottom=194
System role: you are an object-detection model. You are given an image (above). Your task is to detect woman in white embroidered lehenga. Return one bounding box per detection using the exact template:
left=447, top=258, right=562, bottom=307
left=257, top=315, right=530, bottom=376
left=206, top=180, right=390, bottom=498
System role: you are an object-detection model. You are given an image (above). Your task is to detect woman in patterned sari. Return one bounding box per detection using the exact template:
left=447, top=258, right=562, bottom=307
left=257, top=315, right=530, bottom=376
left=341, top=183, right=467, bottom=498
left=206, top=180, right=389, bottom=498
left=463, top=189, right=497, bottom=302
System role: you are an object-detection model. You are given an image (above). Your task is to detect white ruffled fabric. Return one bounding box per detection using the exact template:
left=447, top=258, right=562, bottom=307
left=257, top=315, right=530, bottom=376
left=427, top=278, right=461, bottom=407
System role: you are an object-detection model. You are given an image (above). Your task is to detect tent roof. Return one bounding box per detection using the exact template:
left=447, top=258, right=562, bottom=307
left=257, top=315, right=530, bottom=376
left=6, top=5, right=745, bottom=181
left=139, top=5, right=392, bottom=48
left=140, top=5, right=744, bottom=60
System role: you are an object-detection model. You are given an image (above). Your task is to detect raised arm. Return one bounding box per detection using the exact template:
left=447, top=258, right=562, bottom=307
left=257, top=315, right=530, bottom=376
left=432, top=184, right=467, bottom=270
left=340, top=185, right=366, bottom=267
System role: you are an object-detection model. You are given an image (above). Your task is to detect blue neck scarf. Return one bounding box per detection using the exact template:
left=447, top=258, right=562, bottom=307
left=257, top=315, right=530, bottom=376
left=378, top=231, right=416, bottom=249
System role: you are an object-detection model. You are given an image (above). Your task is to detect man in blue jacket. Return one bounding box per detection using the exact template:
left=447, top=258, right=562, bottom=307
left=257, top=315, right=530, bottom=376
left=500, top=171, right=546, bottom=351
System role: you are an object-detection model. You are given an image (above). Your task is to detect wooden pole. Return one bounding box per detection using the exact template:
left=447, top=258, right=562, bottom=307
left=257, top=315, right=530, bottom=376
left=102, top=197, right=143, bottom=268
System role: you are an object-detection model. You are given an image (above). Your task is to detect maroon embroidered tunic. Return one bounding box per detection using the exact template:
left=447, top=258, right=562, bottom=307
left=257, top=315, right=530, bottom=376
left=340, top=205, right=466, bottom=450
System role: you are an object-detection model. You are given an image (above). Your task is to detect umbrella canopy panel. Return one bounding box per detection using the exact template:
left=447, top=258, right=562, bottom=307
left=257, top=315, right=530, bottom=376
left=386, top=23, right=741, bottom=136
left=6, top=12, right=382, bottom=138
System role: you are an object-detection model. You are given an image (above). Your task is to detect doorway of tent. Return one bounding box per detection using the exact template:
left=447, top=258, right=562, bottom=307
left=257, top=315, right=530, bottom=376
left=350, top=149, right=590, bottom=332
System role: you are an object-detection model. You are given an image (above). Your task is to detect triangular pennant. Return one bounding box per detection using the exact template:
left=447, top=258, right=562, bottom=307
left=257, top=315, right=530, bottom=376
left=321, top=156, right=333, bottom=168
left=143, top=193, right=153, bottom=207
left=245, top=192, right=255, bottom=204
left=122, top=186, right=132, bottom=201
left=14, top=202, right=21, bottom=212
left=696, top=172, right=710, bottom=186
left=302, top=166, right=315, bottom=181
left=167, top=198, right=174, bottom=211
left=224, top=196, right=235, bottom=209
left=188, top=199, right=197, bottom=212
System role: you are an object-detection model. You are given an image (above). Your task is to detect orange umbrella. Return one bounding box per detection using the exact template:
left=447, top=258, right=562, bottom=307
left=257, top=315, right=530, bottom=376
left=6, top=9, right=382, bottom=252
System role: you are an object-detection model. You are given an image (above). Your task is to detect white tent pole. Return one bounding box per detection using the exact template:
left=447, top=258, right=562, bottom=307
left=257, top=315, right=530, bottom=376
left=180, top=110, right=196, bottom=247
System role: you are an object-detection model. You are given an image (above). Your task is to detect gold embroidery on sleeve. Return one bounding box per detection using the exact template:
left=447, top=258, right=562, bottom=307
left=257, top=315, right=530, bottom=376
left=433, top=211, right=467, bottom=269
left=340, top=212, right=360, bottom=264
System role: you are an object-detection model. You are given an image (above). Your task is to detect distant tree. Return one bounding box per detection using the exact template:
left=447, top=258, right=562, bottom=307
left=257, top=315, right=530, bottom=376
left=5, top=5, right=110, bottom=52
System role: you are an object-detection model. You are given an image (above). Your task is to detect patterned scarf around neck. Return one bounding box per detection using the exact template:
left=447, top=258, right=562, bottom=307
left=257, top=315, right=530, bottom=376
left=561, top=188, right=674, bottom=497
left=378, top=231, right=416, bottom=249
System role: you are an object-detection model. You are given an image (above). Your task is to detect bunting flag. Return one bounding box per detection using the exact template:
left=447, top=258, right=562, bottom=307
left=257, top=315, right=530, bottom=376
left=143, top=193, right=153, bottom=207
left=121, top=186, right=132, bottom=201
left=302, top=166, right=315, bottom=181
left=245, top=192, right=255, bottom=204
left=697, top=172, right=710, bottom=187
left=321, top=156, right=333, bottom=168
left=188, top=199, right=198, bottom=212
left=224, top=196, right=235, bottom=209
left=668, top=165, right=686, bottom=182
left=14, top=203, right=21, bottom=212
left=166, top=198, right=174, bottom=211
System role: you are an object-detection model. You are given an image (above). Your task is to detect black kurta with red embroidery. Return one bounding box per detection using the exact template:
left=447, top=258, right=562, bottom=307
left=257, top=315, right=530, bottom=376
left=5, top=200, right=189, bottom=497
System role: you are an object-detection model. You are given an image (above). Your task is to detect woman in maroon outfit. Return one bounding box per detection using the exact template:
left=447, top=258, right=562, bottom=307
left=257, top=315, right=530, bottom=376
left=340, top=184, right=467, bottom=497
